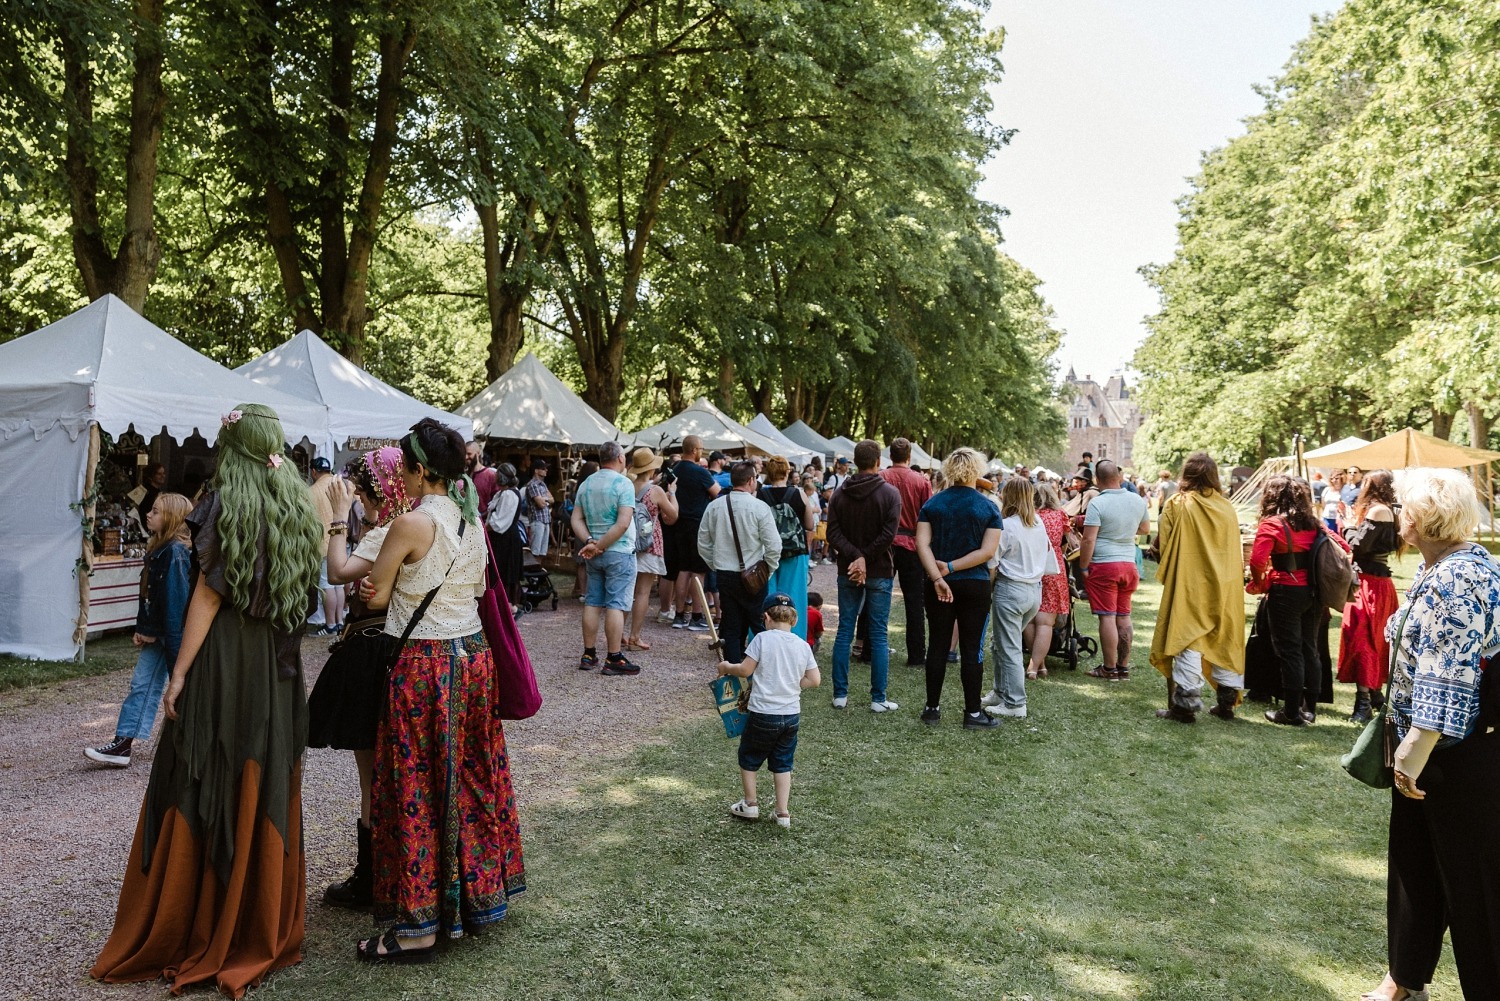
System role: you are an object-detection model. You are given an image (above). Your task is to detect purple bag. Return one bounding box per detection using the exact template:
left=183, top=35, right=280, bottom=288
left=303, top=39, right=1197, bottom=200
left=480, top=531, right=542, bottom=720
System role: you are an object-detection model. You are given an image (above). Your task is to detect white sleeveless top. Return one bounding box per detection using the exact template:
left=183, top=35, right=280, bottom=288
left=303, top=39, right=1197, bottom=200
left=385, top=495, right=486, bottom=640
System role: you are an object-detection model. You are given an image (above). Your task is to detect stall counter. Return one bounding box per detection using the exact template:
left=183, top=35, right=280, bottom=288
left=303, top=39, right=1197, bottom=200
left=88, top=555, right=143, bottom=636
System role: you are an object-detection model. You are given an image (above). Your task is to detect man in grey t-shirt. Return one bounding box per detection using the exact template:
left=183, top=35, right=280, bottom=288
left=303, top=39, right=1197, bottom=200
left=1079, top=460, right=1150, bottom=680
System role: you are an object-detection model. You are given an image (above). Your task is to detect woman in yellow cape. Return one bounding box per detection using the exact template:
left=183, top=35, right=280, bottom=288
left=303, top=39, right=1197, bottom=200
left=1149, top=453, right=1246, bottom=722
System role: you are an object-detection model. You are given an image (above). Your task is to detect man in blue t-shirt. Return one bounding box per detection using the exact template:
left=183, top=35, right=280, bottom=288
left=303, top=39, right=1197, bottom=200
left=1079, top=460, right=1150, bottom=680
left=571, top=441, right=639, bottom=675
left=1340, top=467, right=1363, bottom=506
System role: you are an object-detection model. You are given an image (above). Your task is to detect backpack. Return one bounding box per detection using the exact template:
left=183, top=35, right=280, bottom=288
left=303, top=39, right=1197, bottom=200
left=762, top=485, right=808, bottom=558
left=1280, top=518, right=1357, bottom=612
left=632, top=488, right=656, bottom=554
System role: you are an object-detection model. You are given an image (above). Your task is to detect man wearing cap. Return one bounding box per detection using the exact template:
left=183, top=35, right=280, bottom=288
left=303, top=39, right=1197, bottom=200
left=667, top=435, right=720, bottom=631
left=827, top=439, right=902, bottom=711
left=882, top=437, right=933, bottom=666
left=308, top=456, right=346, bottom=635
left=698, top=461, right=780, bottom=662
left=708, top=450, right=731, bottom=491
left=525, top=459, right=553, bottom=557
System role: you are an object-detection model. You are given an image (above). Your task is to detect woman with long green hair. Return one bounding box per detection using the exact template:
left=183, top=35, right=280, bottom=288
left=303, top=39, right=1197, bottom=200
left=93, top=403, right=322, bottom=998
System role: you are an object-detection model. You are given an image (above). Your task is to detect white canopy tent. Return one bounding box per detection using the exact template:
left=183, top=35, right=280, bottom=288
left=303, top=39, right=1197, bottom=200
left=1303, top=436, right=1370, bottom=462
left=880, top=441, right=938, bottom=471
left=0, top=295, right=330, bottom=660
left=780, top=420, right=838, bottom=460
left=746, top=413, right=816, bottom=465
left=827, top=435, right=859, bottom=459
left=633, top=398, right=790, bottom=455
left=460, top=353, right=630, bottom=448
left=236, top=329, right=469, bottom=458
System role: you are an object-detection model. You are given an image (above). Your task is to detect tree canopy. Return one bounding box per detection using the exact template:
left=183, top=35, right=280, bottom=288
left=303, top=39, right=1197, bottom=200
left=1135, top=0, right=1500, bottom=470
left=0, top=0, right=1065, bottom=457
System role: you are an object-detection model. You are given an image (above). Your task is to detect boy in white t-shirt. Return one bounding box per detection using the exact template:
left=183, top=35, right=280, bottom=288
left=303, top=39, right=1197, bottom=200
left=716, top=593, right=821, bottom=828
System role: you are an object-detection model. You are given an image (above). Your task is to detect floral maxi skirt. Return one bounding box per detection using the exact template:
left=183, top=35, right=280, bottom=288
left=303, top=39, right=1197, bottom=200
left=372, top=633, right=526, bottom=940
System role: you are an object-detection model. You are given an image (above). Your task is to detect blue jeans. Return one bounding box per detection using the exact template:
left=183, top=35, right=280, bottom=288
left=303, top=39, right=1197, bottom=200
left=115, top=641, right=171, bottom=740
left=832, top=576, right=893, bottom=702
left=990, top=577, right=1041, bottom=709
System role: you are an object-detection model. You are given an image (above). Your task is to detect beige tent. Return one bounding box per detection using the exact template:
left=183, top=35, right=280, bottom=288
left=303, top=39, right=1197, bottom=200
left=1301, top=428, right=1500, bottom=469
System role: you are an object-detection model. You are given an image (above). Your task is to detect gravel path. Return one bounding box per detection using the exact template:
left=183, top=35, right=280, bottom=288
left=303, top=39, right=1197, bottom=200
left=0, top=563, right=846, bottom=1001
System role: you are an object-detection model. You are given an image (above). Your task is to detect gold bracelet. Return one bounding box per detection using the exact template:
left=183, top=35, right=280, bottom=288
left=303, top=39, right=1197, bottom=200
left=327, top=524, right=348, bottom=537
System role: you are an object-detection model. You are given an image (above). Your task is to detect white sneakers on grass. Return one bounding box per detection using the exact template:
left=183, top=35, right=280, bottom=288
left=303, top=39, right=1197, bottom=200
left=981, top=689, right=1001, bottom=707
left=984, top=703, right=1027, bottom=718
left=831, top=696, right=848, bottom=709
left=870, top=700, right=899, bottom=713
left=729, top=799, right=790, bottom=828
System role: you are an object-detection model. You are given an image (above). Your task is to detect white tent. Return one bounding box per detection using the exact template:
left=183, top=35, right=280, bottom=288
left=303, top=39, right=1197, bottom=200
left=0, top=295, right=330, bottom=660
left=827, top=435, right=859, bottom=459
left=633, top=398, right=791, bottom=455
left=236, top=329, right=469, bottom=457
left=460, top=353, right=629, bottom=448
left=746, top=413, right=816, bottom=464
left=781, top=420, right=838, bottom=459
left=880, top=442, right=938, bottom=471
left=1304, top=436, right=1370, bottom=461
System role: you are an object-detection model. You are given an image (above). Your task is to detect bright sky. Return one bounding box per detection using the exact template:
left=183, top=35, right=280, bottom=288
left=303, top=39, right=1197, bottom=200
left=978, top=1, right=1339, bottom=383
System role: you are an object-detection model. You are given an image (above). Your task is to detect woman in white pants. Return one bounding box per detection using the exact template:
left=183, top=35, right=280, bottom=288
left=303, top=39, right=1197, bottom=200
left=984, top=477, right=1051, bottom=719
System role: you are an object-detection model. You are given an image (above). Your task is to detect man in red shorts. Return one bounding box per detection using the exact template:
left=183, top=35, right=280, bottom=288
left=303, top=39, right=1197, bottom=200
left=1078, top=460, right=1150, bottom=680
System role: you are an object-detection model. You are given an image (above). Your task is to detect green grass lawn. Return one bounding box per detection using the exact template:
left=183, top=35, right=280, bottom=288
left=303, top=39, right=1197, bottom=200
left=264, top=550, right=1459, bottom=1001
left=0, top=633, right=137, bottom=691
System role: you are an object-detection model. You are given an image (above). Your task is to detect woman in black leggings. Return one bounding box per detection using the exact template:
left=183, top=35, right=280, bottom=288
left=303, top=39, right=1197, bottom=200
left=916, top=448, right=1001, bottom=729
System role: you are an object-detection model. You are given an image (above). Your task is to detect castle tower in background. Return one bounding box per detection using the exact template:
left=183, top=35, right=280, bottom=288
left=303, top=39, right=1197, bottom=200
left=1063, top=368, right=1147, bottom=471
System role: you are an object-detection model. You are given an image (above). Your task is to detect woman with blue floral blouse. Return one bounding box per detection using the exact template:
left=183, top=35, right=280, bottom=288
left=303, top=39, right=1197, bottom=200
left=1362, top=469, right=1500, bottom=1001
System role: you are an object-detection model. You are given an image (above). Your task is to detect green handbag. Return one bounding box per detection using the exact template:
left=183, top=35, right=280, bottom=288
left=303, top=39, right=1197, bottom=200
left=1340, top=601, right=1412, bottom=789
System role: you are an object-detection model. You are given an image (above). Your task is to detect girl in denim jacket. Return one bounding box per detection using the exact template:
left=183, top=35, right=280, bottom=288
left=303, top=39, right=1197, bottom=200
left=84, top=492, right=194, bottom=767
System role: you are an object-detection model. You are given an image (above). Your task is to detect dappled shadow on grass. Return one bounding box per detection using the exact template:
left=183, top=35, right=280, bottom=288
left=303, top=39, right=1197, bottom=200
left=267, top=581, right=1462, bottom=1001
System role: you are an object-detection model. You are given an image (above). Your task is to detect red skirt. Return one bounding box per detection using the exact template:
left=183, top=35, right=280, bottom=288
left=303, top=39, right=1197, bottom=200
left=1040, top=572, right=1069, bottom=616
left=1337, top=575, right=1398, bottom=689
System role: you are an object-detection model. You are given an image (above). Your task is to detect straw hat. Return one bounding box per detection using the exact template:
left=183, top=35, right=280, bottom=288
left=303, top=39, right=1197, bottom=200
left=629, top=447, right=664, bottom=475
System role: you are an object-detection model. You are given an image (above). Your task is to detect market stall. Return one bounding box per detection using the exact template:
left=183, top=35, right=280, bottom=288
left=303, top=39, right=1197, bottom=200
left=746, top=413, right=816, bottom=465
left=633, top=398, right=791, bottom=456
left=0, top=295, right=328, bottom=660
left=236, top=329, right=470, bottom=462
left=780, top=420, right=838, bottom=461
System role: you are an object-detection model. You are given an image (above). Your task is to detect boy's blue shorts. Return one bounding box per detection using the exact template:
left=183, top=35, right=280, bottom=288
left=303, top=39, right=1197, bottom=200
left=737, top=710, right=800, bottom=774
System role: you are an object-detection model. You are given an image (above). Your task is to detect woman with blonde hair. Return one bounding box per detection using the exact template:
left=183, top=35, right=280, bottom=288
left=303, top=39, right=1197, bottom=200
left=1148, top=453, right=1245, bottom=723
left=981, top=476, right=1051, bottom=719
left=1362, top=468, right=1500, bottom=1001
left=1339, top=468, right=1400, bottom=724
left=916, top=447, right=1002, bottom=729
left=84, top=492, right=195, bottom=768
left=93, top=405, right=323, bottom=996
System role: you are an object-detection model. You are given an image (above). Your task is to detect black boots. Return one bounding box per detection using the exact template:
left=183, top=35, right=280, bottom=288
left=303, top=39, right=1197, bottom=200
left=324, top=820, right=373, bottom=908
left=1155, top=681, right=1200, bottom=724
left=1264, top=689, right=1309, bottom=726
left=1350, top=690, right=1374, bottom=725
left=1208, top=686, right=1238, bottom=721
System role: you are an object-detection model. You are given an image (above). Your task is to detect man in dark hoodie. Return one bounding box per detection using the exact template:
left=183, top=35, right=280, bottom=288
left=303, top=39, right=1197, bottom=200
left=826, top=438, right=902, bottom=712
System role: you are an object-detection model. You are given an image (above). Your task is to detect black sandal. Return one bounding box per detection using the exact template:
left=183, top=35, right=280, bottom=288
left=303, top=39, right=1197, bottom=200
left=356, top=928, right=436, bottom=964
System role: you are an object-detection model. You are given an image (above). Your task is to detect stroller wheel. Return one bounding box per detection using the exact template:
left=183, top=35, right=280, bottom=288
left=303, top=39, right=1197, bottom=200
left=1079, top=636, right=1099, bottom=658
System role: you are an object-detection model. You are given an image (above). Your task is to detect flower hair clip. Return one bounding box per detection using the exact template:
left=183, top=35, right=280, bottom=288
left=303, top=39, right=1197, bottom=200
left=221, top=410, right=243, bottom=426
left=267, top=453, right=284, bottom=470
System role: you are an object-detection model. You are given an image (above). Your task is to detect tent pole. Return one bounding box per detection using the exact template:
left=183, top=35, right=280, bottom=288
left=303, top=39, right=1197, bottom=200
left=74, top=423, right=101, bottom=661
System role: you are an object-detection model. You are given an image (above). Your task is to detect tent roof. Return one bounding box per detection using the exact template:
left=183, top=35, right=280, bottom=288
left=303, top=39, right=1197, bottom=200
left=633, top=398, right=790, bottom=455
left=780, top=420, right=837, bottom=458
left=1304, top=428, right=1500, bottom=469
left=0, top=295, right=328, bottom=445
left=459, top=353, right=627, bottom=447
left=881, top=442, right=938, bottom=471
left=827, top=435, right=859, bottom=459
left=746, top=413, right=816, bottom=463
left=1304, top=436, right=1370, bottom=460
left=236, top=329, right=469, bottom=450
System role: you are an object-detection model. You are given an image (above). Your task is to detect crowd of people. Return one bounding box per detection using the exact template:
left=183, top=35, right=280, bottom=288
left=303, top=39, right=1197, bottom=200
left=74, top=409, right=1500, bottom=999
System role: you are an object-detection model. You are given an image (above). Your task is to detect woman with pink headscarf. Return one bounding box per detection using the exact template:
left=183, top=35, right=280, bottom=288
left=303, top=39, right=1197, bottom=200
left=307, top=447, right=411, bottom=909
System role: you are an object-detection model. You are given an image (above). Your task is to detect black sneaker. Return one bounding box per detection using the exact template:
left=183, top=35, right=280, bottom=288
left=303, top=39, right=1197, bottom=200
left=687, top=616, right=711, bottom=632
left=85, top=736, right=132, bottom=767
left=672, top=614, right=692, bottom=630
left=601, top=656, right=640, bottom=676
left=578, top=653, right=599, bottom=671
left=920, top=707, right=942, bottom=726
left=963, top=711, right=1001, bottom=730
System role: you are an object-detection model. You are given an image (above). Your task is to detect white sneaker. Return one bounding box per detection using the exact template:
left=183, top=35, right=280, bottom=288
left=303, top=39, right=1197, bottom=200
left=729, top=798, right=760, bottom=820
left=984, top=703, right=1027, bottom=718
left=774, top=812, right=791, bottom=829
left=870, top=700, right=900, bottom=713
left=656, top=610, right=675, bottom=624
left=831, top=696, right=848, bottom=709
left=981, top=689, right=1001, bottom=707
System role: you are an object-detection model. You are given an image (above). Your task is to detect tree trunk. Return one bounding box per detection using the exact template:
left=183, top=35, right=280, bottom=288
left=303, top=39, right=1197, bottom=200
left=1467, top=401, right=1491, bottom=451
left=318, top=1, right=356, bottom=332
left=717, top=354, right=735, bottom=413
left=1431, top=408, right=1455, bottom=440
left=476, top=199, right=529, bottom=380
left=111, top=0, right=166, bottom=310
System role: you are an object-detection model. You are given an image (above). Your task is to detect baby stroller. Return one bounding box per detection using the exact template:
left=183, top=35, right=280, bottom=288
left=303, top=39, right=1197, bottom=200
left=517, top=553, right=559, bottom=612
left=1047, top=571, right=1098, bottom=670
